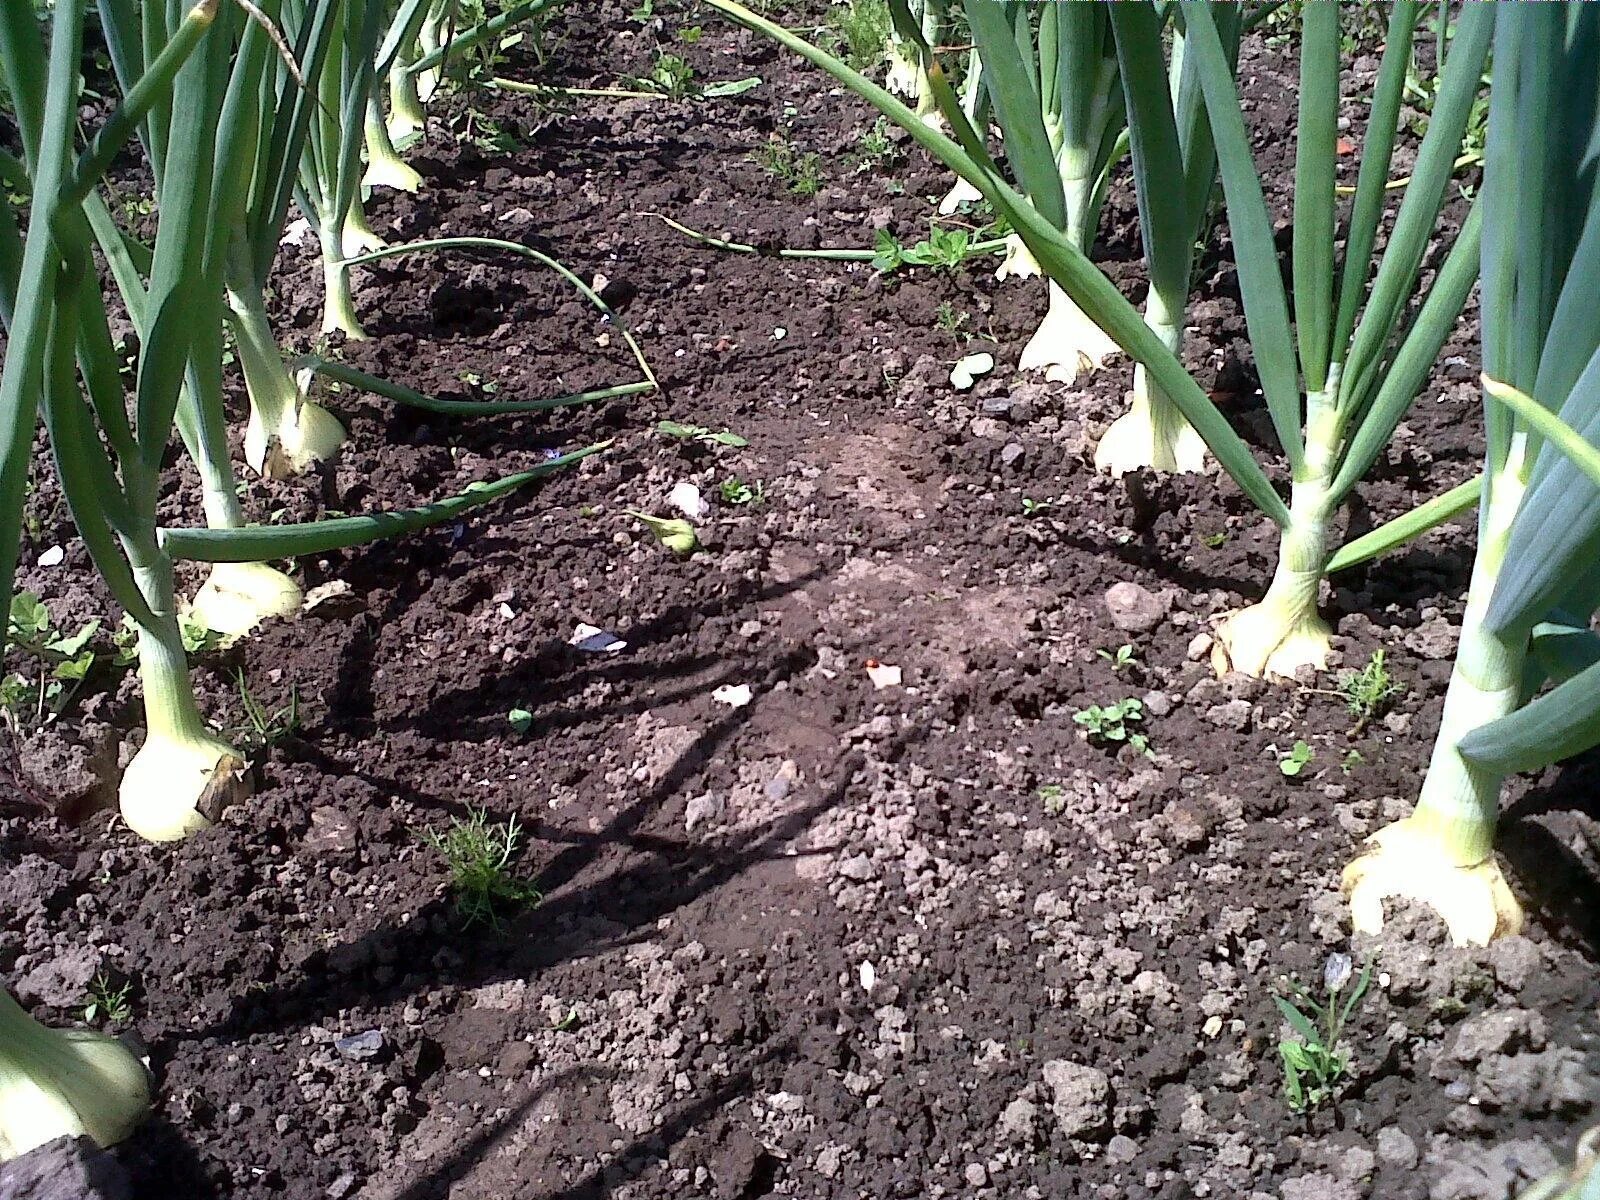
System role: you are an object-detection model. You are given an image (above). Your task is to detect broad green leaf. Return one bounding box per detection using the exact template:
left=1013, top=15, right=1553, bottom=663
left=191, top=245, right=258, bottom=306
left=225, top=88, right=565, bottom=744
left=53, top=649, right=94, bottom=682
left=1324, top=475, right=1481, bottom=574
left=161, top=443, right=608, bottom=563
left=1292, top=2, right=1339, bottom=393
left=1481, top=366, right=1600, bottom=635
left=45, top=618, right=99, bottom=657
left=1274, top=996, right=1320, bottom=1044
left=9, top=592, right=50, bottom=639
left=1458, top=658, right=1600, bottom=776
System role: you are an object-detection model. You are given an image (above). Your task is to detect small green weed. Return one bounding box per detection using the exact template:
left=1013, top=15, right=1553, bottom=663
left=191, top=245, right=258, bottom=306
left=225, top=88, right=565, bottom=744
left=552, top=1006, right=581, bottom=1031
left=633, top=50, right=696, bottom=99
left=855, top=117, right=898, bottom=172
left=935, top=300, right=969, bottom=334
left=3, top=592, right=102, bottom=729
left=1020, top=497, right=1054, bottom=518
left=508, top=707, right=534, bottom=734
left=1337, top=649, right=1404, bottom=735
left=1038, top=783, right=1066, bottom=816
left=657, top=419, right=749, bottom=448
left=753, top=135, right=823, bottom=196
left=81, top=971, right=134, bottom=1025
left=1073, top=698, right=1152, bottom=758
left=1340, top=748, right=1366, bottom=774
left=422, top=807, right=542, bottom=928
left=872, top=226, right=981, bottom=274
left=718, top=477, right=764, bottom=506
left=457, top=369, right=498, bottom=395
left=1277, top=953, right=1372, bottom=1113
left=826, top=0, right=891, bottom=69
left=229, top=668, right=300, bottom=757
left=180, top=612, right=221, bottom=655
left=1278, top=739, right=1314, bottom=777
left=447, top=107, right=520, bottom=154
left=1097, top=644, right=1137, bottom=673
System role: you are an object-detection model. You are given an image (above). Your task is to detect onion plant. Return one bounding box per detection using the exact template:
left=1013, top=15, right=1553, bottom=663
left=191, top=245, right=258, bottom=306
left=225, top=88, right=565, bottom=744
left=310, top=0, right=568, bottom=337
left=1346, top=1, right=1600, bottom=946
left=933, top=44, right=986, bottom=216
left=959, top=1, right=1128, bottom=386
left=288, top=0, right=387, bottom=339
left=0, top=988, right=149, bottom=1161
left=1179, top=0, right=1489, bottom=679
left=82, top=0, right=319, bottom=633
left=884, top=0, right=945, bottom=123
left=217, top=0, right=353, bottom=479
left=704, top=0, right=1489, bottom=681
left=1093, top=3, right=1236, bottom=477
left=379, top=0, right=565, bottom=147
left=0, top=0, right=602, bottom=842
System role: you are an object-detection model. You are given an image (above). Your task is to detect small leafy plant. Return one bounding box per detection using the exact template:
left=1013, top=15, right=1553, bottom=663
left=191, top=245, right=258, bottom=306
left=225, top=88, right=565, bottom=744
left=872, top=226, right=982, bottom=275
left=422, top=807, right=542, bottom=928
left=1277, top=953, right=1373, bottom=1113
left=855, top=117, right=897, bottom=173
left=1038, top=783, right=1066, bottom=816
left=1073, top=698, right=1152, bottom=758
left=1337, top=649, right=1404, bottom=735
left=508, top=707, right=533, bottom=734
left=634, top=50, right=696, bottom=99
left=1278, top=739, right=1314, bottom=777
left=81, top=971, right=133, bottom=1025
left=1021, top=497, right=1054, bottom=518
left=1097, top=644, right=1137, bottom=673
left=447, top=106, right=521, bottom=155
left=718, top=477, right=764, bottom=506
left=753, top=134, right=823, bottom=196
left=3, top=592, right=102, bottom=729
left=657, top=419, right=749, bottom=448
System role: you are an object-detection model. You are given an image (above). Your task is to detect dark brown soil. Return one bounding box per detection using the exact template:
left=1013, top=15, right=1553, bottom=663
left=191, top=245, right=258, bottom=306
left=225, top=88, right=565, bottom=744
left=3, top=5, right=1597, bottom=1200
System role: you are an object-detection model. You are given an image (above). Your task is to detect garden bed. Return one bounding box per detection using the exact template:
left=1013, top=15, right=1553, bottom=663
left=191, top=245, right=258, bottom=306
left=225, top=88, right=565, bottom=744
left=2, top=3, right=1597, bottom=1198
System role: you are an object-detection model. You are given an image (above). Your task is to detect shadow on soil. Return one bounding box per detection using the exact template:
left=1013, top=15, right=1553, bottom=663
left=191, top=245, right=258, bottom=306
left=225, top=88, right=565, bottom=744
left=1501, top=755, right=1600, bottom=958
left=178, top=544, right=851, bottom=1043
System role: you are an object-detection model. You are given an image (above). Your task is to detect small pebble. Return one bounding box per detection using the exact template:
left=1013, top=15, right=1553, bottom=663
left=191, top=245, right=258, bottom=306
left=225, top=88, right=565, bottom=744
left=334, top=1029, right=385, bottom=1063
left=1104, top=582, right=1169, bottom=633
